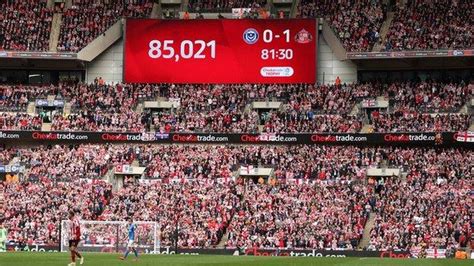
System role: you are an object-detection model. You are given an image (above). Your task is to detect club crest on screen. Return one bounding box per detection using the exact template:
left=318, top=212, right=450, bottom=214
left=295, top=29, right=313, bottom=44
left=243, top=28, right=259, bottom=44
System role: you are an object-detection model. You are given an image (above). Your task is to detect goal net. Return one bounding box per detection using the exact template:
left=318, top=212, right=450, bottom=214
left=60, top=220, right=160, bottom=253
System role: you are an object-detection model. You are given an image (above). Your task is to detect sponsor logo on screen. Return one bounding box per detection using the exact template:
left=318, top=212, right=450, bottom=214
left=260, top=67, right=294, bottom=77
left=243, top=28, right=259, bottom=44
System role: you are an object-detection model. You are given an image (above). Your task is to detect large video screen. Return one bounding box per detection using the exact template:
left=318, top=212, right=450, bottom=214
left=124, top=19, right=317, bottom=83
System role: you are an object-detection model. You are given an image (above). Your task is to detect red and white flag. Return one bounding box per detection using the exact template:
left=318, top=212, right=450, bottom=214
left=426, top=249, right=446, bottom=259
left=454, top=131, right=474, bottom=142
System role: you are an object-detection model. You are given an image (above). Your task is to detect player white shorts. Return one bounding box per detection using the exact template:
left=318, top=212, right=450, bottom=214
left=127, top=240, right=137, bottom=248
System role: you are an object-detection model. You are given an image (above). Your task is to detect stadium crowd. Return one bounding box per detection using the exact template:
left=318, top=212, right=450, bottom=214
left=2, top=145, right=472, bottom=251
left=297, top=0, right=473, bottom=52
left=1, top=81, right=471, bottom=133
left=138, top=145, right=234, bottom=179
left=1, top=0, right=472, bottom=53
left=382, top=0, right=473, bottom=51
left=138, top=145, right=375, bottom=181
left=0, top=0, right=472, bottom=259
left=57, top=0, right=153, bottom=52
left=0, top=85, right=32, bottom=112
left=3, top=179, right=112, bottom=245
left=101, top=180, right=241, bottom=248
left=370, top=147, right=472, bottom=250
left=298, top=0, right=386, bottom=52
left=188, top=0, right=267, bottom=12
left=225, top=182, right=369, bottom=249
left=0, top=147, right=16, bottom=165
left=0, top=113, right=42, bottom=130
left=262, top=113, right=362, bottom=133
left=0, top=0, right=53, bottom=51
left=16, top=145, right=135, bottom=182
left=370, top=113, right=471, bottom=133
left=386, top=81, right=472, bottom=113
left=370, top=178, right=471, bottom=250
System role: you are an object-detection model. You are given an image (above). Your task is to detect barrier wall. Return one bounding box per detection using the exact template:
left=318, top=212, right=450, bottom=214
left=6, top=244, right=412, bottom=258
left=0, top=131, right=472, bottom=147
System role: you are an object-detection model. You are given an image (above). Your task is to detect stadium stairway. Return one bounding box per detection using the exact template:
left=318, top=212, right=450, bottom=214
left=290, top=0, right=301, bottom=18
left=182, top=0, right=190, bottom=12
left=243, top=103, right=252, bottom=115
left=360, top=124, right=373, bottom=133
left=132, top=159, right=140, bottom=167
left=267, top=0, right=273, bottom=13
left=135, top=103, right=144, bottom=113
left=0, top=190, right=4, bottom=212
left=372, top=11, right=395, bottom=52
left=8, top=156, right=20, bottom=166
left=156, top=96, right=168, bottom=102
left=26, top=102, right=36, bottom=115
left=104, top=168, right=120, bottom=190
left=349, top=104, right=360, bottom=116
left=41, top=122, right=52, bottom=132
left=63, top=102, right=72, bottom=117
left=49, top=13, right=62, bottom=52
left=357, top=212, right=376, bottom=249
left=459, top=99, right=471, bottom=114
left=77, top=20, right=123, bottom=62
left=150, top=1, right=161, bottom=19
left=216, top=231, right=229, bottom=248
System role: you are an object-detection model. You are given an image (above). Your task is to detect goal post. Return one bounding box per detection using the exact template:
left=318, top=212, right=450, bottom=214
left=60, top=220, right=160, bottom=253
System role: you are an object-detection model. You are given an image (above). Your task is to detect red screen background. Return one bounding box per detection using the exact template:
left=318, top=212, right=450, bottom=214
left=124, top=19, right=317, bottom=84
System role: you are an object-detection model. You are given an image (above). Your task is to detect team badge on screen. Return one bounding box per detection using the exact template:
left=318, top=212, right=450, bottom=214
left=243, top=28, right=259, bottom=44
left=295, top=29, right=313, bottom=44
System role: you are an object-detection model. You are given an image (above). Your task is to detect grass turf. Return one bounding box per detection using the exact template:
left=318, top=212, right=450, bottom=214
left=0, top=253, right=472, bottom=266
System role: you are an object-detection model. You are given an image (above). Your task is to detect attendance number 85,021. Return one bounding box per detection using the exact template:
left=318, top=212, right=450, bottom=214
left=148, top=40, right=216, bottom=62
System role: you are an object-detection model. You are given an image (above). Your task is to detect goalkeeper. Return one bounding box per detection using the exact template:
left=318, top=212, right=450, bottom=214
left=0, top=221, right=7, bottom=252
left=120, top=218, right=139, bottom=261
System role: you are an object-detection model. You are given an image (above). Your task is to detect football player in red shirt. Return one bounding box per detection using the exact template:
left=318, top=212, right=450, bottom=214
left=68, top=211, right=84, bottom=266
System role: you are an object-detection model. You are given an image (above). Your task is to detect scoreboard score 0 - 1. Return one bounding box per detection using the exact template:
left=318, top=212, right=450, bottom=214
left=124, top=19, right=317, bottom=84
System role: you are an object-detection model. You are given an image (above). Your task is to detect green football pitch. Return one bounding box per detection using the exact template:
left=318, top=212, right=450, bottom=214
left=0, top=253, right=471, bottom=266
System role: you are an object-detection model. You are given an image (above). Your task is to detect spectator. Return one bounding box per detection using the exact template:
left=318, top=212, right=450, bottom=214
left=383, top=0, right=473, bottom=51
left=57, top=0, right=153, bottom=52
left=298, top=0, right=386, bottom=52
left=0, top=0, right=53, bottom=51
left=188, top=0, right=267, bottom=12
left=2, top=144, right=472, bottom=250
